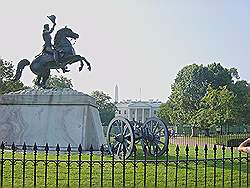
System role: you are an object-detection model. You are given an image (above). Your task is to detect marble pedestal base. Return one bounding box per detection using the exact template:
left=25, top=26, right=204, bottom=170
left=0, top=88, right=105, bottom=150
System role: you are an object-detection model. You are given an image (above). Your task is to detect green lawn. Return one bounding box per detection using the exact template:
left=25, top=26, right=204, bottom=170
left=0, top=144, right=249, bottom=187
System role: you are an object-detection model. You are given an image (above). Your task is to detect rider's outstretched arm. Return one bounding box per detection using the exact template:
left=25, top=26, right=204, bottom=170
left=49, top=23, right=56, bottom=34
left=238, top=138, right=250, bottom=153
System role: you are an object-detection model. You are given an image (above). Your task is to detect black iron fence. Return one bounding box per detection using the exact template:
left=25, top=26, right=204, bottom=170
left=170, top=133, right=250, bottom=147
left=0, top=142, right=249, bottom=187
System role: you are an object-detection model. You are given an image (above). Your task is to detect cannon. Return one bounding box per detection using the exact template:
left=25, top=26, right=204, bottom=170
left=106, top=116, right=169, bottom=159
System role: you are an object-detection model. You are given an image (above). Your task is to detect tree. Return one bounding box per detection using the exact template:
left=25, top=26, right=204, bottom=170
left=157, top=101, right=173, bottom=124
left=46, top=75, right=73, bottom=89
left=162, top=62, right=248, bottom=135
left=0, top=59, right=27, bottom=95
left=90, top=90, right=117, bottom=126
left=33, top=75, right=73, bottom=89
left=191, top=86, right=237, bottom=136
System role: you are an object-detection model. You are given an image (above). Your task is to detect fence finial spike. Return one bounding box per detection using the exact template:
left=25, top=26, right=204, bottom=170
left=204, top=144, right=208, bottom=152
left=67, top=144, right=71, bottom=152
left=22, top=142, right=27, bottom=151
left=78, top=144, right=82, bottom=153
left=122, top=144, right=126, bottom=156
left=176, top=144, right=180, bottom=152
left=90, top=144, right=93, bottom=151
left=11, top=142, right=16, bottom=151
left=222, top=144, right=225, bottom=151
left=0, top=141, right=5, bottom=150
left=33, top=142, right=38, bottom=151
left=185, top=144, right=189, bottom=152
left=213, top=144, right=217, bottom=151
left=45, top=143, right=49, bottom=152
left=143, top=145, right=147, bottom=153
left=100, top=144, right=104, bottom=152
left=195, top=144, right=199, bottom=152
left=111, top=144, right=115, bottom=154
left=56, top=144, right=60, bottom=152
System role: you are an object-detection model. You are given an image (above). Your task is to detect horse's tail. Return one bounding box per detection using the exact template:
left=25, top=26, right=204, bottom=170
left=14, top=59, right=30, bottom=81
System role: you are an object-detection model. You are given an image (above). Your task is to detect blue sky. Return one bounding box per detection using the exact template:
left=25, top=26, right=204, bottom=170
left=0, top=1, right=249, bottom=101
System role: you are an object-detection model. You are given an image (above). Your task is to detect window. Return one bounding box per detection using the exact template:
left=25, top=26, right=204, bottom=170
left=124, top=110, right=127, bottom=114
left=154, top=110, right=157, bottom=114
left=118, top=110, right=121, bottom=114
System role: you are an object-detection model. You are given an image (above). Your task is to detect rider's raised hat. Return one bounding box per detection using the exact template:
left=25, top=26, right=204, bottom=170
left=47, top=15, right=56, bottom=23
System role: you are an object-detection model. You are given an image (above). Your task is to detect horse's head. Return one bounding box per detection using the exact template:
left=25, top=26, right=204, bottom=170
left=62, top=26, right=79, bottom=39
left=55, top=27, right=79, bottom=41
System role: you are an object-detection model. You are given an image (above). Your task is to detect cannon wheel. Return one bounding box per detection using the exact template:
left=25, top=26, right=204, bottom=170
left=141, top=117, right=169, bottom=156
left=106, top=116, right=135, bottom=159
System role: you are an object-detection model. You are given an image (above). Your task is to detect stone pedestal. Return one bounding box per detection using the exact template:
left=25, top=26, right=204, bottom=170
left=0, top=88, right=105, bottom=150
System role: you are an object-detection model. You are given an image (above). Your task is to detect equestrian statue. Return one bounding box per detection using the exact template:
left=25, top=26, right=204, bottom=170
left=14, top=15, right=91, bottom=87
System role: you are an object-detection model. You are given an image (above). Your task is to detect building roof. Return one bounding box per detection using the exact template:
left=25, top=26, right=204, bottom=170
left=116, top=100, right=162, bottom=108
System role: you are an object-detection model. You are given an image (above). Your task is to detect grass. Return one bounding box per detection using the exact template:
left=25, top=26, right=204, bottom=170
left=0, top=144, right=249, bottom=187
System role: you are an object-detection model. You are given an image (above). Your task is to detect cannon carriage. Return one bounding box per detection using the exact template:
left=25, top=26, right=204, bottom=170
left=106, top=116, right=169, bottom=159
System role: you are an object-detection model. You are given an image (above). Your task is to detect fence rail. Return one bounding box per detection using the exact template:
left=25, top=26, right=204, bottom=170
left=169, top=133, right=250, bottom=147
left=0, top=142, right=249, bottom=187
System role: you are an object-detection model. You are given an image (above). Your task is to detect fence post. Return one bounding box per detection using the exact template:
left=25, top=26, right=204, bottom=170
left=247, top=153, right=249, bottom=188
left=89, top=145, right=93, bottom=187
left=44, top=143, right=49, bottom=187
left=33, top=143, right=38, bottom=187
left=56, top=144, right=60, bottom=187
left=204, top=144, right=208, bottom=188
left=143, top=145, right=147, bottom=188
left=78, top=144, right=82, bottom=187
left=122, top=144, right=126, bottom=188
left=22, top=142, right=26, bottom=188
left=222, top=144, right=225, bottom=188
left=195, top=145, right=198, bottom=188
left=213, top=144, right=217, bottom=188
left=165, top=146, right=169, bottom=187
left=239, top=150, right=242, bottom=187
left=111, top=145, right=115, bottom=188
left=100, top=145, right=104, bottom=187
left=185, top=144, right=189, bottom=188
left=0, top=142, right=4, bottom=188
left=133, top=146, right=137, bottom=187
left=11, top=142, right=16, bottom=188
left=175, top=145, right=179, bottom=188
left=154, top=146, right=158, bottom=187
left=230, top=146, right=233, bottom=188
left=67, top=144, right=71, bottom=187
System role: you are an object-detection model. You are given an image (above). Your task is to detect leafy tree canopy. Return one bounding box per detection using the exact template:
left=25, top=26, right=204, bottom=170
left=32, top=75, right=73, bottom=89
left=90, top=90, right=117, bottom=126
left=158, top=62, right=249, bottom=131
left=46, top=75, right=73, bottom=89
left=0, top=59, right=28, bottom=95
left=191, top=86, right=237, bottom=131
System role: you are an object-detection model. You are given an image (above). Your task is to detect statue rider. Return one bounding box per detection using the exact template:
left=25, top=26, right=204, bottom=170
left=42, top=15, right=69, bottom=73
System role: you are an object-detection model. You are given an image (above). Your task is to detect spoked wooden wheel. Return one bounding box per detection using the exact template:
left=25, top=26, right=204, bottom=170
left=106, top=116, right=135, bottom=159
left=141, top=117, right=169, bottom=156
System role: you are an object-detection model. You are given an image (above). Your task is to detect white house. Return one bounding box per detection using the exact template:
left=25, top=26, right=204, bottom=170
left=115, top=100, right=162, bottom=123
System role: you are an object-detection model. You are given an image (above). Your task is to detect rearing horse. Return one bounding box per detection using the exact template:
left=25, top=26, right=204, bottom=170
left=14, top=27, right=91, bottom=87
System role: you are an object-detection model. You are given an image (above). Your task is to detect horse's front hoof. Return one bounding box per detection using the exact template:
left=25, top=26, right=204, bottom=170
left=79, top=67, right=83, bottom=72
left=88, top=66, right=91, bottom=71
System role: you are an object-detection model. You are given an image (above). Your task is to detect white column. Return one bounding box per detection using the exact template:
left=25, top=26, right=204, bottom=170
left=135, top=108, right=138, bottom=121
left=142, top=108, right=145, bottom=123
left=149, top=108, right=152, bottom=118
left=128, top=108, right=131, bottom=121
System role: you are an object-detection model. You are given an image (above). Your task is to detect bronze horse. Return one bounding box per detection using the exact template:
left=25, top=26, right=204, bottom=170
left=14, top=27, right=91, bottom=87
